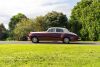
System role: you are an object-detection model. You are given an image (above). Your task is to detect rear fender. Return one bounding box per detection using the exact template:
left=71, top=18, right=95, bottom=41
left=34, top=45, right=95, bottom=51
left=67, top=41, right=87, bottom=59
left=62, top=34, right=71, bottom=41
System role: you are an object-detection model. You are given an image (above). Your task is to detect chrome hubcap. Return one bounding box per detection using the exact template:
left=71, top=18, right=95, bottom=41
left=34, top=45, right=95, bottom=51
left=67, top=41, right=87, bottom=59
left=32, top=37, right=38, bottom=42
left=64, top=38, right=69, bottom=43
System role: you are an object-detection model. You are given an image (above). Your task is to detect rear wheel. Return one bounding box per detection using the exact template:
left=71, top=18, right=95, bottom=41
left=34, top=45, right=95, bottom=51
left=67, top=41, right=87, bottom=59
left=63, top=37, right=70, bottom=44
left=32, top=37, right=39, bottom=43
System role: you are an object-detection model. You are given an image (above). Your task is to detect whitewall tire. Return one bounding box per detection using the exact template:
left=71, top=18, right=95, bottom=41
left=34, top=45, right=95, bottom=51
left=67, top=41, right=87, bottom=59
left=63, top=38, right=70, bottom=44
left=32, top=37, right=39, bottom=43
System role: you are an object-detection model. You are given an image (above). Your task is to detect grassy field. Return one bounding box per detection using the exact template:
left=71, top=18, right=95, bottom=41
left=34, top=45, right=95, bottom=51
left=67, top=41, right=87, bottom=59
left=0, top=44, right=100, bottom=67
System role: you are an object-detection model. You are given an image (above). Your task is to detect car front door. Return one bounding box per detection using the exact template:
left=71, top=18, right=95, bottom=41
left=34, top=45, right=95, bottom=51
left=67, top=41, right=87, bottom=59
left=46, top=28, right=56, bottom=41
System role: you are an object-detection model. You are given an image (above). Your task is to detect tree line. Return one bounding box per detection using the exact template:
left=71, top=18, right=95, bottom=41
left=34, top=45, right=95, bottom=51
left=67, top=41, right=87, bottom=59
left=0, top=0, right=100, bottom=41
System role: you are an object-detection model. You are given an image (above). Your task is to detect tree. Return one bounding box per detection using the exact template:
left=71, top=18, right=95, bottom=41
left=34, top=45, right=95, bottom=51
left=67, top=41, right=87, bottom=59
left=33, top=16, right=45, bottom=31
left=13, top=19, right=34, bottom=41
left=70, top=0, right=100, bottom=41
left=0, top=23, right=7, bottom=40
left=0, top=23, right=6, bottom=33
left=43, top=11, right=69, bottom=30
left=69, top=20, right=82, bottom=35
left=9, top=13, right=27, bottom=31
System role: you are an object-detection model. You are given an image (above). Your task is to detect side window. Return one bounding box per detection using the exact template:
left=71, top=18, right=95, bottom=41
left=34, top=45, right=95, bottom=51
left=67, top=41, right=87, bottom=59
left=47, top=29, right=55, bottom=32
left=56, top=29, right=64, bottom=32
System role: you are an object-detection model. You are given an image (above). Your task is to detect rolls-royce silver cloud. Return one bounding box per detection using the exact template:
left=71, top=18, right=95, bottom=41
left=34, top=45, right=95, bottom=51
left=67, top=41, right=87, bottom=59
left=28, top=27, right=80, bottom=43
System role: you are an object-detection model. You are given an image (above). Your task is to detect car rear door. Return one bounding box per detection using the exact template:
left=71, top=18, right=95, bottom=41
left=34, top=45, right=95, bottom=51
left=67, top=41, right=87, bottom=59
left=54, top=28, right=64, bottom=40
left=47, top=28, right=64, bottom=41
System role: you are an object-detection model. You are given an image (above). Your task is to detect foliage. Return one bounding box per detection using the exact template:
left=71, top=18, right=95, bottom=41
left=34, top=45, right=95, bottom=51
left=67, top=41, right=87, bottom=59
left=9, top=13, right=27, bottom=31
left=0, top=44, right=100, bottom=67
left=70, top=0, right=100, bottom=41
left=33, top=16, right=45, bottom=31
left=0, top=23, right=7, bottom=40
left=13, top=19, right=34, bottom=41
left=0, top=23, right=6, bottom=33
left=69, top=20, right=82, bottom=35
left=32, top=11, right=69, bottom=31
left=43, top=11, right=69, bottom=30
left=6, top=30, right=15, bottom=41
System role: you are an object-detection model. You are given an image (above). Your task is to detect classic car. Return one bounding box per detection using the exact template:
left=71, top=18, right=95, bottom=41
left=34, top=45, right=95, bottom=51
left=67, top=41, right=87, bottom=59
left=28, top=27, right=80, bottom=43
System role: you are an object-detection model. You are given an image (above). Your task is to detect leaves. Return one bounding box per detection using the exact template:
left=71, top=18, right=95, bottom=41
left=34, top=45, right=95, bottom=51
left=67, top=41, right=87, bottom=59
left=44, top=11, right=68, bottom=30
left=70, top=0, right=100, bottom=41
left=33, top=16, right=45, bottom=31
left=13, top=19, right=34, bottom=40
left=9, top=13, right=27, bottom=31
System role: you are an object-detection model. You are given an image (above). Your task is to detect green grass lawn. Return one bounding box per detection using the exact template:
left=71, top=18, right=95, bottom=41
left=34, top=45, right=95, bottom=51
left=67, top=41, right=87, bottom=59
left=0, top=44, right=100, bottom=67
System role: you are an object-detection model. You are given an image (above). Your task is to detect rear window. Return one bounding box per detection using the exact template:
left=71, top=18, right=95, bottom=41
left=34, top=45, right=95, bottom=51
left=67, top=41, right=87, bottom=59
left=56, top=29, right=63, bottom=32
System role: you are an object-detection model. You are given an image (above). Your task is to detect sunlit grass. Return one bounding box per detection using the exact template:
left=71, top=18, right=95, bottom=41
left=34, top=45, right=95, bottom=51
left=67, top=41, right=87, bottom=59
left=0, top=44, right=100, bottom=67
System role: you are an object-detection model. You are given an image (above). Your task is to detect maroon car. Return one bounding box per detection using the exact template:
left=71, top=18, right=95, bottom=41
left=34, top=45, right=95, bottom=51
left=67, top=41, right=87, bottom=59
left=28, top=27, right=80, bottom=43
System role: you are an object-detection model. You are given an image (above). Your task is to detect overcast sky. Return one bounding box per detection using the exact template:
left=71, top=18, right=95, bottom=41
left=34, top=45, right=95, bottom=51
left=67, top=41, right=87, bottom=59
left=0, top=0, right=80, bottom=29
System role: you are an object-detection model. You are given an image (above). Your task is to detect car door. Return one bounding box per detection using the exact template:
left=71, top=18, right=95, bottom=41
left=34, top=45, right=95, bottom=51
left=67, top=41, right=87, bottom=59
left=47, top=28, right=64, bottom=41
left=54, top=28, right=64, bottom=40
left=46, top=28, right=56, bottom=41
left=37, top=28, right=56, bottom=41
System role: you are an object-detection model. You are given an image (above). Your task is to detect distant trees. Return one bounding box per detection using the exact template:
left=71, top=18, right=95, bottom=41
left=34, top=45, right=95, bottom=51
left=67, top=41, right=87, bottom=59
left=70, top=0, right=100, bottom=41
left=32, top=11, right=69, bottom=31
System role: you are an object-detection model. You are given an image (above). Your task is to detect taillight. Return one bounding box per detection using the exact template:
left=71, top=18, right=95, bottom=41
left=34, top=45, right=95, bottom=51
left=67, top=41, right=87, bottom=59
left=28, top=33, right=32, bottom=36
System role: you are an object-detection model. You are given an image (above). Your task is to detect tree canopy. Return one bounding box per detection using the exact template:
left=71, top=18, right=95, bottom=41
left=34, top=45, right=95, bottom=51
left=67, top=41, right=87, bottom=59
left=9, top=13, right=27, bottom=31
left=32, top=11, right=69, bottom=31
left=13, top=19, right=34, bottom=40
left=33, top=16, right=45, bottom=31
left=43, top=11, right=69, bottom=30
left=70, top=0, right=100, bottom=40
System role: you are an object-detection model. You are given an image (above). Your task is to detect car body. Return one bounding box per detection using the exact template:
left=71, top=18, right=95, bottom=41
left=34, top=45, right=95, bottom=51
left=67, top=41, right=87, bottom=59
left=28, top=27, right=80, bottom=43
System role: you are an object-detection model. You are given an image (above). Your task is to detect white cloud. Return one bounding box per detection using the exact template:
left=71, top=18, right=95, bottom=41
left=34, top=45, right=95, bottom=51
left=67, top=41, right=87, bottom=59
left=0, top=0, right=80, bottom=29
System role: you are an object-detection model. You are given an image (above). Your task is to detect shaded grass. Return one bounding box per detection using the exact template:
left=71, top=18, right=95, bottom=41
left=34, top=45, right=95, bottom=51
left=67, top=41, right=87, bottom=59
left=0, top=44, right=100, bottom=67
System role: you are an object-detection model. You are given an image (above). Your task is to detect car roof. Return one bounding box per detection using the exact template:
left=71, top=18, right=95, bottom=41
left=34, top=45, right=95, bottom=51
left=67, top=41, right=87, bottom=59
left=47, top=27, right=70, bottom=33
left=49, top=27, right=66, bottom=29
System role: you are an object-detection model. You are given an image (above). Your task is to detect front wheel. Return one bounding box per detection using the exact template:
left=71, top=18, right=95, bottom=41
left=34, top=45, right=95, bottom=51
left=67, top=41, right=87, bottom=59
left=63, top=37, right=70, bottom=44
left=32, top=37, right=39, bottom=43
